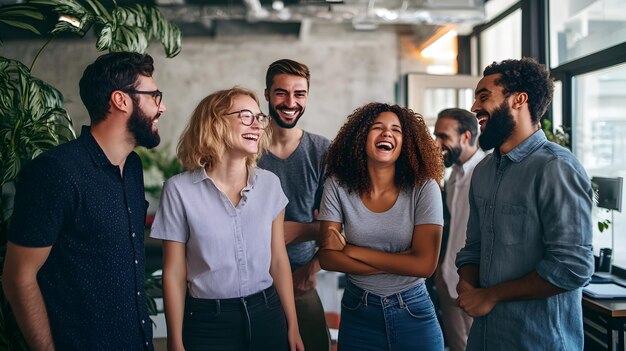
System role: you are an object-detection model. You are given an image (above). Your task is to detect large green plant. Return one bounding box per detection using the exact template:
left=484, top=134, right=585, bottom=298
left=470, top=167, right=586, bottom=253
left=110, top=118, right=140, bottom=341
left=0, top=1, right=181, bottom=349
left=0, top=0, right=182, bottom=242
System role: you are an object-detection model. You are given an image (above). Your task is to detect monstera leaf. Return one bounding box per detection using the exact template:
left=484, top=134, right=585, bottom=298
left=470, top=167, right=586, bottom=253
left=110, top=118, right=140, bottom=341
left=29, top=0, right=182, bottom=58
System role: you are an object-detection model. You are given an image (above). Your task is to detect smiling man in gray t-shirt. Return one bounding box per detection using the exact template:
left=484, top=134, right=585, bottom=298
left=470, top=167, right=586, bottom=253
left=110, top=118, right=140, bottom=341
left=257, top=59, right=331, bottom=351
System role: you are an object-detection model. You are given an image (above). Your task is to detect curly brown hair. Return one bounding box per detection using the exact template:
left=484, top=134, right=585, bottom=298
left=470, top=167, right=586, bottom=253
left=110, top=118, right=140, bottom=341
left=325, top=102, right=444, bottom=194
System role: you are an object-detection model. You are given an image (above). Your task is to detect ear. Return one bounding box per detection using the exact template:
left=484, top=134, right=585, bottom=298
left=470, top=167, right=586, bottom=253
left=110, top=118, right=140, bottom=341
left=511, top=92, right=528, bottom=109
left=110, top=90, right=131, bottom=114
left=461, top=130, right=472, bottom=145
left=264, top=88, right=270, bottom=102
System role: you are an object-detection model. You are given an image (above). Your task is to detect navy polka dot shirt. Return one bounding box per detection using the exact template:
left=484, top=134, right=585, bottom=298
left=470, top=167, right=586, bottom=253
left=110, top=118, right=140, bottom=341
left=8, top=126, right=153, bottom=350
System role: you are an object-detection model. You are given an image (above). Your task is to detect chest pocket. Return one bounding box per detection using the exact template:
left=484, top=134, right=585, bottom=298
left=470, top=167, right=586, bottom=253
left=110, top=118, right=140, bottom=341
left=497, top=203, right=527, bottom=245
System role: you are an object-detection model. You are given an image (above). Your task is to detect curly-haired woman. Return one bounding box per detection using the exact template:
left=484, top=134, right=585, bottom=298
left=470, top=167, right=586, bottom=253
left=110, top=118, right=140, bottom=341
left=150, top=87, right=304, bottom=351
left=318, top=102, right=445, bottom=350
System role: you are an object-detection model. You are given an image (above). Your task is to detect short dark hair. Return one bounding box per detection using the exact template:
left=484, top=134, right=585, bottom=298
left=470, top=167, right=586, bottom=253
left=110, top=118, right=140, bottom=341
left=325, top=103, right=444, bottom=195
left=265, top=59, right=310, bottom=91
left=79, top=52, right=155, bottom=124
left=483, top=57, right=553, bottom=124
left=437, top=108, right=478, bottom=145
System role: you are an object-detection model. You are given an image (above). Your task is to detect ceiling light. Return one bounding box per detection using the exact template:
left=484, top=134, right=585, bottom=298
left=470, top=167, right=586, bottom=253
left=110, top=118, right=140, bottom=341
left=420, top=27, right=457, bottom=59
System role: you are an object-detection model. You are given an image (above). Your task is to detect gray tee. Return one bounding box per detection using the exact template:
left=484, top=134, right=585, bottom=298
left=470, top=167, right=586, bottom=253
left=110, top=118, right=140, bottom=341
left=318, top=176, right=443, bottom=296
left=258, top=131, right=330, bottom=269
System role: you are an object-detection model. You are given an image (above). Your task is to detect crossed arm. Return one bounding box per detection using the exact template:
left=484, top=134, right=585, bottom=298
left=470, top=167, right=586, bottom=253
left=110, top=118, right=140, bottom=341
left=318, top=221, right=442, bottom=278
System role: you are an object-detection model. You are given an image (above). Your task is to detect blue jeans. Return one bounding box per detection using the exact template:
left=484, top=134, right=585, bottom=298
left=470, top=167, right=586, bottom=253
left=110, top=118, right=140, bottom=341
left=338, top=281, right=444, bottom=351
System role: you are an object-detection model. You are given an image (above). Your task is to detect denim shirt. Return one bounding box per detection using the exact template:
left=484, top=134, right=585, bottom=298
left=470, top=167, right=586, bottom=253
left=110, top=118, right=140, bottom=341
left=456, top=130, right=594, bottom=350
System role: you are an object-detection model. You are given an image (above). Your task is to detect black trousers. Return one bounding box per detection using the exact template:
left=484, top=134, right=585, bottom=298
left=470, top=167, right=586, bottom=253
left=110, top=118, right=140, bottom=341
left=182, top=285, right=288, bottom=351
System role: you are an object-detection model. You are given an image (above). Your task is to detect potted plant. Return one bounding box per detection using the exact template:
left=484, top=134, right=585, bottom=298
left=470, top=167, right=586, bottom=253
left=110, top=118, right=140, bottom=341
left=0, top=1, right=181, bottom=349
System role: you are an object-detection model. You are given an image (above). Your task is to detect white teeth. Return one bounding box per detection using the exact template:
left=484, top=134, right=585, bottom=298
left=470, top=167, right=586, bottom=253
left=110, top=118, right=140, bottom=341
left=280, top=110, right=297, bottom=115
left=375, top=141, right=393, bottom=150
left=242, top=134, right=258, bottom=141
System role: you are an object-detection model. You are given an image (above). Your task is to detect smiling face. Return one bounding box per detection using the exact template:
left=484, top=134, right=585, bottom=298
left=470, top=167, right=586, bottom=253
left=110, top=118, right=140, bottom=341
left=471, top=73, right=516, bottom=151
left=365, top=111, right=403, bottom=166
left=127, top=75, right=166, bottom=149
left=434, top=117, right=464, bottom=167
left=226, top=94, right=264, bottom=157
left=265, top=73, right=308, bottom=129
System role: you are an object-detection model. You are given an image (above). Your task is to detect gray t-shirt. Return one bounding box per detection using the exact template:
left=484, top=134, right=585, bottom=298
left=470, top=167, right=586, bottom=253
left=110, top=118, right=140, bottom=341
left=258, top=131, right=330, bottom=269
left=318, top=176, right=443, bottom=296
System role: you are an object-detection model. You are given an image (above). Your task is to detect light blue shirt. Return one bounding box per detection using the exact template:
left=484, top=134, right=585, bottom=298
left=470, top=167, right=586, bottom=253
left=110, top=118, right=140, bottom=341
left=456, top=130, right=594, bottom=350
left=150, top=167, right=288, bottom=299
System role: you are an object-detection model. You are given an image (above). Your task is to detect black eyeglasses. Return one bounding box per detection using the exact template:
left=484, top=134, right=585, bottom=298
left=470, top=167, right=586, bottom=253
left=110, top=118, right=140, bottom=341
left=226, top=109, right=270, bottom=128
left=121, top=89, right=163, bottom=106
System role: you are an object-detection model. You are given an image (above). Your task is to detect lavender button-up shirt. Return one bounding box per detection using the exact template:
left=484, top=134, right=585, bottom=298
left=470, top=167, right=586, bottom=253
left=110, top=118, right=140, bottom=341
left=151, top=167, right=288, bottom=299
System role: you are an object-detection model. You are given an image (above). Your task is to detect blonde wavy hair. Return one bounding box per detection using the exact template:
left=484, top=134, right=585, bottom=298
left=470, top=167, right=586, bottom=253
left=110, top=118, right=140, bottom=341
left=177, top=87, right=271, bottom=170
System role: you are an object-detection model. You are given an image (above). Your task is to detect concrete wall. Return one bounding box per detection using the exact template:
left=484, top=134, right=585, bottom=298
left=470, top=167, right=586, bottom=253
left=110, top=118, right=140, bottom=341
left=1, top=26, right=431, bottom=150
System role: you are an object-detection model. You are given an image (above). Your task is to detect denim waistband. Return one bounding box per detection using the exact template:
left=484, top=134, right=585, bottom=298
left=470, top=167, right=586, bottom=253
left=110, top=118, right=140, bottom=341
left=345, top=280, right=426, bottom=308
left=187, top=285, right=275, bottom=310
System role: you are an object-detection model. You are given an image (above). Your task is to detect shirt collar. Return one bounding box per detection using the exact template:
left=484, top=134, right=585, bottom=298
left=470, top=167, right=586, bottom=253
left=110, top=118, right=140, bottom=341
left=78, top=125, right=113, bottom=167
left=454, top=148, right=486, bottom=176
left=496, top=129, right=547, bottom=163
left=192, top=165, right=259, bottom=191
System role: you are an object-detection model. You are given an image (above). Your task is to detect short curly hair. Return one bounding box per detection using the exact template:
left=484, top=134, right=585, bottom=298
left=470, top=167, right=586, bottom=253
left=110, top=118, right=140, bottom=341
left=325, top=103, right=444, bottom=194
left=483, top=57, right=554, bottom=124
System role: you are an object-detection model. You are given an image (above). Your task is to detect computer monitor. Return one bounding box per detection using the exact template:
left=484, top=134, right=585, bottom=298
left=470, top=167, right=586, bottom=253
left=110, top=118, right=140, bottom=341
left=591, top=176, right=623, bottom=212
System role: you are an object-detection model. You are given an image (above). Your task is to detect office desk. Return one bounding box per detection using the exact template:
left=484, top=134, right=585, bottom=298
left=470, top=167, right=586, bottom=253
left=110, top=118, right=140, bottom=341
left=582, top=296, right=626, bottom=350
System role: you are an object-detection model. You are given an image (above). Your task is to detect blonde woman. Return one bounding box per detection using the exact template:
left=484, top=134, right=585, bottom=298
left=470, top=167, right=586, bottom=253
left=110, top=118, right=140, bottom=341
left=150, top=87, right=304, bottom=351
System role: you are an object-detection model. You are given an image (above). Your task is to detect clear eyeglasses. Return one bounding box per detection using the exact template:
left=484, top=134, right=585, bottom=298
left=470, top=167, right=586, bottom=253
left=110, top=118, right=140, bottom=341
left=121, top=89, right=163, bottom=106
left=226, top=109, right=270, bottom=128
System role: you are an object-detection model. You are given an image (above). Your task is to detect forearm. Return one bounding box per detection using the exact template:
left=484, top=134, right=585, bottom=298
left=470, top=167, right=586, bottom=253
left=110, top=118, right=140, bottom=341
left=488, top=271, right=564, bottom=303
left=284, top=221, right=321, bottom=245
left=270, top=256, right=299, bottom=332
left=3, top=278, right=54, bottom=351
left=162, top=272, right=187, bottom=350
left=318, top=249, right=383, bottom=275
left=344, top=245, right=436, bottom=277
left=458, top=264, right=480, bottom=288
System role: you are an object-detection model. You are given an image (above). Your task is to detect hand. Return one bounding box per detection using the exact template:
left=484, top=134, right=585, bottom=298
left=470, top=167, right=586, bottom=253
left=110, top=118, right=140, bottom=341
left=456, top=287, right=498, bottom=318
left=321, top=227, right=345, bottom=251
left=292, top=260, right=318, bottom=297
left=456, top=277, right=476, bottom=296
left=288, top=325, right=305, bottom=351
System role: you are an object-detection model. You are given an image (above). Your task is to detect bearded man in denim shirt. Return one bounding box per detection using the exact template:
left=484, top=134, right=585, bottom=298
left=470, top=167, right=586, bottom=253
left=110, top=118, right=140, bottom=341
left=455, top=57, right=594, bottom=350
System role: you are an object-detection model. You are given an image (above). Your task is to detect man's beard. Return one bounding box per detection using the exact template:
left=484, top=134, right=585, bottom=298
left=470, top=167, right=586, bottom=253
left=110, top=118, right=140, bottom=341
left=268, top=103, right=305, bottom=129
left=443, top=144, right=462, bottom=167
left=479, top=100, right=515, bottom=151
left=128, top=105, right=160, bottom=149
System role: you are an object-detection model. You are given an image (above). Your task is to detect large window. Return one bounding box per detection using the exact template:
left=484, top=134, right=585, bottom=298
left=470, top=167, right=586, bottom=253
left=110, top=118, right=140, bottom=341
left=571, top=62, right=626, bottom=268
left=479, top=8, right=522, bottom=68
left=549, top=0, right=626, bottom=68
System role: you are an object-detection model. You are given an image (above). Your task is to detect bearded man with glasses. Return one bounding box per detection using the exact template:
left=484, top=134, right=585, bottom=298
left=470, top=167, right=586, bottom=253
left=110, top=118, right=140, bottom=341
left=3, top=52, right=166, bottom=350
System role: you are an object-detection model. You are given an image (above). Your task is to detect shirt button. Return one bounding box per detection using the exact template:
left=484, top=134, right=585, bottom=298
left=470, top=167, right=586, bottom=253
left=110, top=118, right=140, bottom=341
left=141, top=319, right=145, bottom=324
left=137, top=291, right=141, bottom=296
left=132, top=232, right=136, bottom=238
left=135, top=260, right=138, bottom=264
left=145, top=342, right=149, bottom=346
left=128, top=207, right=132, bottom=213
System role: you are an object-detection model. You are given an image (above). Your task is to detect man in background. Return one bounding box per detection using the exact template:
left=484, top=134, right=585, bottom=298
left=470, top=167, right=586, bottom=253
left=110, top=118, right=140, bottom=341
left=3, top=52, right=165, bottom=350
left=258, top=58, right=331, bottom=351
left=456, top=57, right=594, bottom=349
left=433, top=108, right=485, bottom=351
